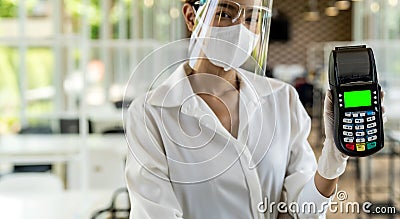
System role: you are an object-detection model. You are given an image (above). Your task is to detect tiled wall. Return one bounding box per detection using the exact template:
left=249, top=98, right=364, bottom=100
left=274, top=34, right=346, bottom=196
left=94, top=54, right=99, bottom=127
left=267, top=0, right=352, bottom=68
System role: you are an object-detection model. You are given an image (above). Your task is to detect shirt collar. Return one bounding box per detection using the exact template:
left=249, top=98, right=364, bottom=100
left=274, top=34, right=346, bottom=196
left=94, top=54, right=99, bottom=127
left=146, top=63, right=194, bottom=108
left=146, top=63, right=275, bottom=108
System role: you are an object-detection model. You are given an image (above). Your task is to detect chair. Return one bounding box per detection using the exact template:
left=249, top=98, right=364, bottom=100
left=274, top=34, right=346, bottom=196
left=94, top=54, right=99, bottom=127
left=294, top=77, right=314, bottom=113
left=113, top=100, right=132, bottom=109
left=0, top=173, right=63, bottom=194
left=60, top=118, right=93, bottom=134
left=91, top=187, right=130, bottom=219
left=102, top=127, right=125, bottom=134
left=14, top=126, right=53, bottom=173
left=19, top=126, right=52, bottom=134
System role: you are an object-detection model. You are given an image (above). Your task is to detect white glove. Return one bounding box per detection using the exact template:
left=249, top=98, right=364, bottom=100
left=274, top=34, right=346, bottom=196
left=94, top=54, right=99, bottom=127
left=317, top=90, right=349, bottom=180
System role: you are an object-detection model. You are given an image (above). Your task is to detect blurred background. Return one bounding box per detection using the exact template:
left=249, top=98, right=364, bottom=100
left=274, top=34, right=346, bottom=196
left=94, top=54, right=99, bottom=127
left=0, top=0, right=399, bottom=218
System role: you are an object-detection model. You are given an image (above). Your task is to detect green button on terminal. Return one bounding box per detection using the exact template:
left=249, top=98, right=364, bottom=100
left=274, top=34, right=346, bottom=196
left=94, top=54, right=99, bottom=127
left=367, top=142, right=377, bottom=149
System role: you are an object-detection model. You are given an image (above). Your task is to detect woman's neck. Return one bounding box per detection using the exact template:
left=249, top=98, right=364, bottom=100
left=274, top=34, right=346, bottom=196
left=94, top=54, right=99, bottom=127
left=185, top=59, right=240, bottom=94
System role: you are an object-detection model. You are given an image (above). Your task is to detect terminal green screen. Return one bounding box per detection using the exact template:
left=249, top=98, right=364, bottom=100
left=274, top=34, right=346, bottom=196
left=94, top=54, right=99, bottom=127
left=344, top=90, right=372, bottom=108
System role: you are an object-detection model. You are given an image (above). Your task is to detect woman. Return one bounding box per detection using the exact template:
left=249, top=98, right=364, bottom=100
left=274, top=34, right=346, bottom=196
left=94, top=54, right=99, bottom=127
left=124, top=0, right=350, bottom=218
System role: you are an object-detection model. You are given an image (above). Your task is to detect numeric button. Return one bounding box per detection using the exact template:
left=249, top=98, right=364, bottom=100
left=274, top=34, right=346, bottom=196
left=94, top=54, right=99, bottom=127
left=356, top=131, right=365, bottom=137
left=343, top=125, right=353, bottom=130
left=355, top=125, right=364, bottom=130
left=356, top=138, right=366, bottom=143
left=343, top=131, right=353, bottom=137
left=367, top=129, right=377, bottom=135
left=367, top=116, right=376, bottom=122
left=344, top=137, right=354, bottom=143
left=355, top=118, right=364, bottom=123
left=367, top=123, right=377, bottom=128
left=343, top=118, right=353, bottom=123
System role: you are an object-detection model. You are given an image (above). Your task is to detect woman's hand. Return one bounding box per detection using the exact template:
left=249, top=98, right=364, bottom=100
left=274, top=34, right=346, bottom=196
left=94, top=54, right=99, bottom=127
left=317, top=90, right=349, bottom=180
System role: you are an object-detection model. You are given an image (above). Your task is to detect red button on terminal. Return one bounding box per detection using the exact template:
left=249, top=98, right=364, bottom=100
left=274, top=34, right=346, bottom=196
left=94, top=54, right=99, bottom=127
left=346, top=143, right=355, bottom=150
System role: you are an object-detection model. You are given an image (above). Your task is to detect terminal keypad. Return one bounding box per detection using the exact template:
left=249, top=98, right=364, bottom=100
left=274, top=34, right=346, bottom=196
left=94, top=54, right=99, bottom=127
left=342, top=110, right=378, bottom=152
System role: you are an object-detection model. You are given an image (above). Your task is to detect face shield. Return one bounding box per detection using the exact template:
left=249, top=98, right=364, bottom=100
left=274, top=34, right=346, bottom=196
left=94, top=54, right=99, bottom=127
left=188, top=0, right=273, bottom=75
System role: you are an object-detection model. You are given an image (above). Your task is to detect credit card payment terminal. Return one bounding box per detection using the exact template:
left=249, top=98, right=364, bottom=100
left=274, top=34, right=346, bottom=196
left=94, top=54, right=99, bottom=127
left=329, top=45, right=384, bottom=157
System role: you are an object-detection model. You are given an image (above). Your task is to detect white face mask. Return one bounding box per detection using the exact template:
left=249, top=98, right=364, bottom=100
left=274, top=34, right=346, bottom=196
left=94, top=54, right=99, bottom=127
left=189, top=24, right=260, bottom=71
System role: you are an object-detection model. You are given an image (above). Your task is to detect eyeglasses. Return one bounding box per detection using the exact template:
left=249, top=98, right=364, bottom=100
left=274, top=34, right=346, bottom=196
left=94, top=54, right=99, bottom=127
left=219, top=1, right=268, bottom=24
left=195, top=0, right=270, bottom=28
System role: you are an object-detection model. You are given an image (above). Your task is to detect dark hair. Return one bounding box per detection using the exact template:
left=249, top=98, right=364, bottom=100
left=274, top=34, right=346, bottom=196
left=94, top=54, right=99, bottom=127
left=184, top=0, right=201, bottom=10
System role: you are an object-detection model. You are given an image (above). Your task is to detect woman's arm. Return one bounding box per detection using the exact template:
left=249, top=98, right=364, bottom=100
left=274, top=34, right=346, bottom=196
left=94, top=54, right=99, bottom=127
left=125, top=102, right=184, bottom=219
left=314, top=172, right=338, bottom=197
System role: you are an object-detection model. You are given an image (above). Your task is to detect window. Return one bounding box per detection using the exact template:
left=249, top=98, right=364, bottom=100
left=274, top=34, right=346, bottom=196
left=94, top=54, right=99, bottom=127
left=0, top=0, right=186, bottom=134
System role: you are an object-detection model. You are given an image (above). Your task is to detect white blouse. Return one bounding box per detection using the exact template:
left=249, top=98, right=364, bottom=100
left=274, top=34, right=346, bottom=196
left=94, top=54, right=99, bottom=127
left=125, top=63, right=331, bottom=219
